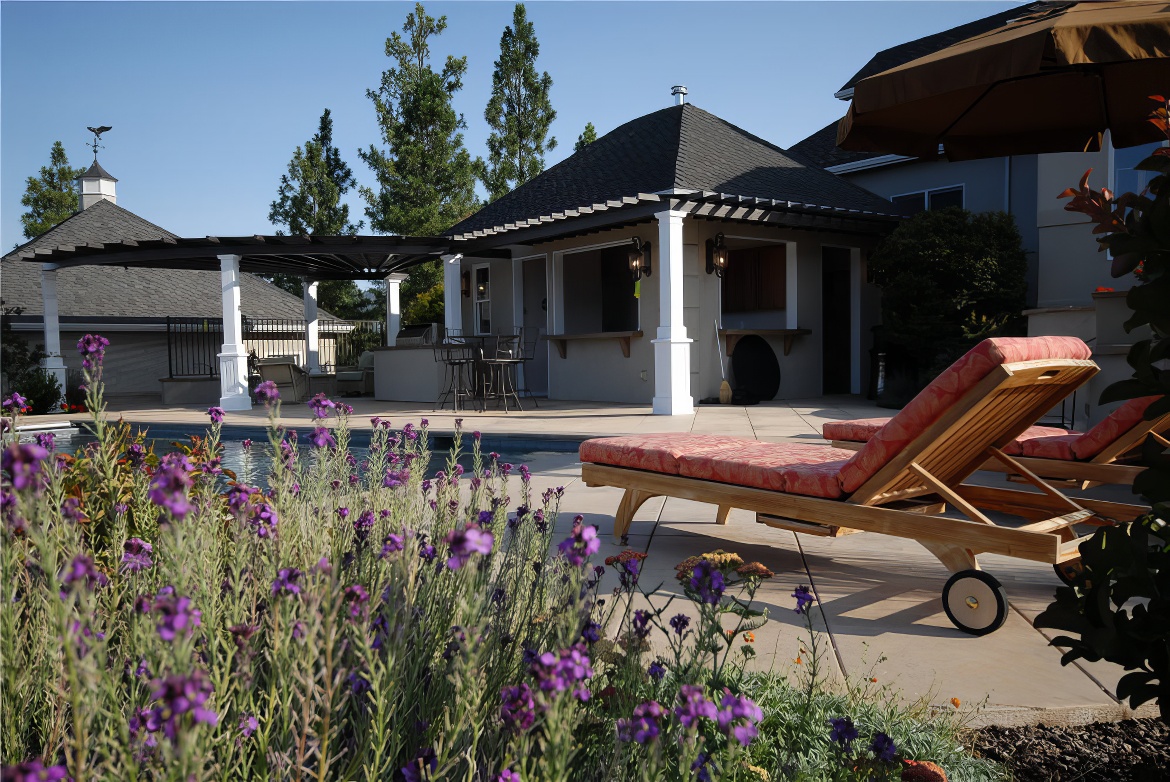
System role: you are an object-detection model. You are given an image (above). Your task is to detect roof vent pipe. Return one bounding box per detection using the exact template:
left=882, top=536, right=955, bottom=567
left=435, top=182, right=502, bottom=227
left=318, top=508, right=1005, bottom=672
left=671, top=85, right=688, bottom=105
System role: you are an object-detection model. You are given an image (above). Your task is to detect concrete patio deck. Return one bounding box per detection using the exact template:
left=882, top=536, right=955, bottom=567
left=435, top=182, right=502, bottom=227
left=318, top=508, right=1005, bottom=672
left=55, top=395, right=1154, bottom=727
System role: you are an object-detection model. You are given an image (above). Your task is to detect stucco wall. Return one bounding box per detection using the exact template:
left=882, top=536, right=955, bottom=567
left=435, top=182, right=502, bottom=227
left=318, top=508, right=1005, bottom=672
left=4, top=329, right=168, bottom=399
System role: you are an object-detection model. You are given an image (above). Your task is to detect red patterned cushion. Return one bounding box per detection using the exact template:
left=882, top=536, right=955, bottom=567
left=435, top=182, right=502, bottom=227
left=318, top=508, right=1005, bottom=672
left=781, top=459, right=851, bottom=498
left=1021, top=434, right=1080, bottom=461
left=837, top=337, right=1092, bottom=493
left=1070, top=396, right=1159, bottom=460
left=822, top=418, right=888, bottom=443
left=678, top=441, right=855, bottom=495
left=579, top=434, right=750, bottom=474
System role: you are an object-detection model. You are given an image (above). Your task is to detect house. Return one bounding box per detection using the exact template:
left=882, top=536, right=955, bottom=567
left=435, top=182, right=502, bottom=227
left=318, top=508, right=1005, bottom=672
left=1, top=158, right=338, bottom=402
left=788, top=1, right=1164, bottom=426
left=406, top=98, right=902, bottom=413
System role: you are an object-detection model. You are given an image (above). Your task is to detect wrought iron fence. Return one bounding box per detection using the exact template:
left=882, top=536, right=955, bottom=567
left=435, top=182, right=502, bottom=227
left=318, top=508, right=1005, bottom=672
left=166, top=317, right=385, bottom=379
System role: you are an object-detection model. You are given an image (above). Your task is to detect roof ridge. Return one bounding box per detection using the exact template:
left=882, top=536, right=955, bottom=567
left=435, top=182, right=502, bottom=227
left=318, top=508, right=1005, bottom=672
left=4, top=200, right=178, bottom=262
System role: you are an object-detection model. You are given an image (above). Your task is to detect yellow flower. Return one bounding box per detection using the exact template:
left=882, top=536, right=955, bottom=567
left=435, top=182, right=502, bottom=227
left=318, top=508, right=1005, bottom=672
left=950, top=697, right=961, bottom=709
left=743, top=764, right=771, bottom=781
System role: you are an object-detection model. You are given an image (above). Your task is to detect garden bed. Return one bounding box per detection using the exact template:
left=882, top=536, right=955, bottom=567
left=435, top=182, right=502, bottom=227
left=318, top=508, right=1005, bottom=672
left=972, top=718, right=1170, bottom=781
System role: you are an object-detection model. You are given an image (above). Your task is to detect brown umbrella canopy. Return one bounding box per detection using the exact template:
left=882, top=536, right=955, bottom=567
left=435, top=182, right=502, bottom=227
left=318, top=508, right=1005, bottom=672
left=837, top=1, right=1170, bottom=160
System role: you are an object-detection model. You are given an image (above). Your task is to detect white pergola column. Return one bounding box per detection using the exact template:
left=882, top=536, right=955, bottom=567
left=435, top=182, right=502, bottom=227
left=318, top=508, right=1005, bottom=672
left=442, top=253, right=464, bottom=336
left=385, top=272, right=408, bottom=346
left=785, top=242, right=799, bottom=329
left=652, top=210, right=694, bottom=415
left=303, top=279, right=320, bottom=374
left=39, top=264, right=68, bottom=392
left=217, top=254, right=251, bottom=410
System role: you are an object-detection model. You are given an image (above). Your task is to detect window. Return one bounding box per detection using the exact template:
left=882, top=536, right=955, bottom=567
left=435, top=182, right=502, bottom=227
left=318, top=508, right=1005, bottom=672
left=722, top=244, right=787, bottom=313
left=473, top=264, right=491, bottom=335
left=891, top=185, right=964, bottom=214
left=561, top=246, right=638, bottom=333
left=1114, top=141, right=1165, bottom=196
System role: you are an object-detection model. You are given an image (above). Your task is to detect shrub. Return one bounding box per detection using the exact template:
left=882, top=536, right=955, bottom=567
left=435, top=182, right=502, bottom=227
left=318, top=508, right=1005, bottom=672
left=0, top=313, right=61, bottom=414
left=868, top=208, right=1028, bottom=401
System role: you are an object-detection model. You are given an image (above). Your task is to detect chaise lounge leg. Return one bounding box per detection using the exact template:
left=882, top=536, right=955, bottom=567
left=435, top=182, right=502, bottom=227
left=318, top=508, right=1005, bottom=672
left=715, top=504, right=733, bottom=526
left=921, top=541, right=979, bottom=574
left=614, top=489, right=657, bottom=540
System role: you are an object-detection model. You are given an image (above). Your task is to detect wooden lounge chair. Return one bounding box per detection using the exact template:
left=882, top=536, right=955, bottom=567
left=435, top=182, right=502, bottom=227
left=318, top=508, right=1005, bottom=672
left=580, top=337, right=1146, bottom=635
left=824, top=396, right=1169, bottom=488
left=257, top=356, right=310, bottom=403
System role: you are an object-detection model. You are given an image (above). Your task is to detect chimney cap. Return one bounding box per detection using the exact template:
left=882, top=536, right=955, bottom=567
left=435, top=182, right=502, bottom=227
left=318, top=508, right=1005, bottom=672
left=76, top=159, right=118, bottom=182
left=671, top=85, right=688, bottom=105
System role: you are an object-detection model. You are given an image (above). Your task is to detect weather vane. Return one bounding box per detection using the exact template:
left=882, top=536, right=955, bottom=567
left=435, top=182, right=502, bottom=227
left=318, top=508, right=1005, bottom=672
left=86, top=125, right=112, bottom=160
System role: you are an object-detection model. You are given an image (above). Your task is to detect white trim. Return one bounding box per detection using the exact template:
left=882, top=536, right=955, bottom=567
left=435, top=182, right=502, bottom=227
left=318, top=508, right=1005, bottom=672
left=442, top=253, right=463, bottom=335
left=833, top=87, right=854, bottom=101
left=785, top=243, right=799, bottom=330
left=826, top=154, right=914, bottom=174
left=472, top=262, right=491, bottom=336
left=849, top=247, right=863, bottom=395
left=550, top=251, right=564, bottom=335
left=216, top=253, right=251, bottom=411
left=560, top=237, right=640, bottom=257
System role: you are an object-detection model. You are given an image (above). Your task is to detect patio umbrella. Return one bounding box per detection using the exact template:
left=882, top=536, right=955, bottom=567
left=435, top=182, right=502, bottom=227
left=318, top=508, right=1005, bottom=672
left=836, top=0, right=1170, bottom=160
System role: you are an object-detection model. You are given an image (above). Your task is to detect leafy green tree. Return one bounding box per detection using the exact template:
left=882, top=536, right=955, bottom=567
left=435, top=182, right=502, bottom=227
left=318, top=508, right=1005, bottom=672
left=480, top=3, right=556, bottom=202
left=359, top=3, right=480, bottom=322
left=574, top=122, right=597, bottom=152
left=20, top=141, right=85, bottom=239
left=266, top=109, right=376, bottom=321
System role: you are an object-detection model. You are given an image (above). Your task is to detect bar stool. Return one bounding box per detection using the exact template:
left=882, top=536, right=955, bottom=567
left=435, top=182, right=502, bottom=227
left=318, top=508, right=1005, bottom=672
left=483, top=334, right=524, bottom=412
left=434, top=337, right=479, bottom=412
left=514, top=327, right=542, bottom=408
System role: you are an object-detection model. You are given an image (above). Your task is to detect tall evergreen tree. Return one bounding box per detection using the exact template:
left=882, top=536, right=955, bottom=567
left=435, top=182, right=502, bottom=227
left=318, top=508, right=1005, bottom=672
left=20, top=141, right=85, bottom=239
left=574, top=122, right=598, bottom=152
left=267, top=109, right=376, bottom=321
left=359, top=3, right=480, bottom=324
left=481, top=3, right=556, bottom=202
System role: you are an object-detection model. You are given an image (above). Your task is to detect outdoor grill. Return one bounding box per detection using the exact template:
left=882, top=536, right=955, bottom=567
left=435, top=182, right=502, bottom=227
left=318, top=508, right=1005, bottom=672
left=395, top=323, right=438, bottom=348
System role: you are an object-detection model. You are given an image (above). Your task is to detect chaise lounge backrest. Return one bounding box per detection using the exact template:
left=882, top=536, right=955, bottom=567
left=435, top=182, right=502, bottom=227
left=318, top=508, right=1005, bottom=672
left=840, top=337, right=1095, bottom=502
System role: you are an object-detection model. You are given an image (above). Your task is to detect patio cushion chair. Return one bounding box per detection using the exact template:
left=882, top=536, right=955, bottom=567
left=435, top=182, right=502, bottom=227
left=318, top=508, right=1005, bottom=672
left=256, top=356, right=310, bottom=403
left=580, top=336, right=1146, bottom=636
left=336, top=351, right=376, bottom=396
left=823, top=396, right=1169, bottom=488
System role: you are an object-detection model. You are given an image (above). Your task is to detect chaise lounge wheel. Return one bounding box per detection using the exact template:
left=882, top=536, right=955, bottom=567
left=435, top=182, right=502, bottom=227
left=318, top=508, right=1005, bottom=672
left=942, top=570, right=1008, bottom=636
left=1053, top=559, right=1085, bottom=588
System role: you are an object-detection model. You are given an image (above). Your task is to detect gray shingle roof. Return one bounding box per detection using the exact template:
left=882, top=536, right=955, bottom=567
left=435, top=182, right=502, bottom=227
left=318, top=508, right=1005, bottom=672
left=2, top=199, right=332, bottom=320
left=446, top=103, right=896, bottom=238
left=77, top=159, right=117, bottom=182
left=837, top=2, right=1045, bottom=93
left=787, top=120, right=893, bottom=170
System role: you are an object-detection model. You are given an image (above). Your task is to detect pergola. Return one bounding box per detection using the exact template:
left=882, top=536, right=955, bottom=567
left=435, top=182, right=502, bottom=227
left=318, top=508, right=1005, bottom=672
left=11, top=234, right=507, bottom=410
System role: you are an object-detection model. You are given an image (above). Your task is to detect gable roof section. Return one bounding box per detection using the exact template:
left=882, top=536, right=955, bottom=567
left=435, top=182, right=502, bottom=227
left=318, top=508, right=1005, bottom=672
left=786, top=120, right=894, bottom=171
left=837, top=2, right=1045, bottom=94
left=2, top=199, right=335, bottom=320
left=446, top=104, right=898, bottom=240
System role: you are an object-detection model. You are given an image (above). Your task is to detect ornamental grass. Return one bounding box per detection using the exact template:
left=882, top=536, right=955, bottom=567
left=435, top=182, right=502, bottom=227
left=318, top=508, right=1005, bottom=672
left=0, top=335, right=1005, bottom=781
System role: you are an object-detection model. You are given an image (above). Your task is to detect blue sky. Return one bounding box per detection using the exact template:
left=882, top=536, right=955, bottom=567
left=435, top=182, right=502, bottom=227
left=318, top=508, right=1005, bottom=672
left=1, top=1, right=1021, bottom=248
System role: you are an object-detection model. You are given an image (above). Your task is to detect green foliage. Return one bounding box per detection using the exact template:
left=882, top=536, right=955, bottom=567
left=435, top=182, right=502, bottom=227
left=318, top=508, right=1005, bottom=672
left=867, top=208, right=1028, bottom=389
left=0, top=314, right=60, bottom=414
left=481, top=3, right=557, bottom=202
left=1037, top=99, right=1170, bottom=719
left=20, top=141, right=85, bottom=240
left=402, top=278, right=445, bottom=325
left=575, top=122, right=598, bottom=152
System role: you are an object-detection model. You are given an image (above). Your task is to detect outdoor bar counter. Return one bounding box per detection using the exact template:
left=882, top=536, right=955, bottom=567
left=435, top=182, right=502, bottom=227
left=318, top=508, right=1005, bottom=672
left=371, top=345, right=445, bottom=403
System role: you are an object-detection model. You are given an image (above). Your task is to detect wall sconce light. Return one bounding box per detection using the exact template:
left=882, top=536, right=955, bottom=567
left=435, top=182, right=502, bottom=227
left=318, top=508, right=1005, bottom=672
left=461, top=270, right=471, bottom=298
left=628, top=237, right=652, bottom=281
left=706, top=232, right=729, bottom=277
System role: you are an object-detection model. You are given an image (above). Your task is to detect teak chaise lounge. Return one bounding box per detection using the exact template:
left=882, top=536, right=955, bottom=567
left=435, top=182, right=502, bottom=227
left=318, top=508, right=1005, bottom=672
left=580, top=337, right=1146, bottom=635
left=823, top=396, right=1169, bottom=488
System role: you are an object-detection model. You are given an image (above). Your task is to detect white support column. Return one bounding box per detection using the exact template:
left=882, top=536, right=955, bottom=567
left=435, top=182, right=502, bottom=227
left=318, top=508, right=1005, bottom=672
left=303, top=279, right=320, bottom=374
left=384, top=272, right=408, bottom=346
left=850, top=248, right=863, bottom=395
left=38, top=264, right=67, bottom=393
left=785, top=242, right=799, bottom=329
left=652, top=210, right=694, bottom=415
left=217, top=254, right=251, bottom=411
left=442, top=254, right=464, bottom=336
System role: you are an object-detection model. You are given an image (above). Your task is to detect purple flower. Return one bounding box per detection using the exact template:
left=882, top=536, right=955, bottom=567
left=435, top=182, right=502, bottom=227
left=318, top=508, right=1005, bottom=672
left=689, top=561, right=725, bottom=605
left=1, top=393, right=29, bottom=411
left=670, top=614, right=691, bottom=636
left=207, top=406, right=225, bottom=424
left=77, top=333, right=110, bottom=369
left=292, top=621, right=307, bottom=639
left=829, top=716, right=859, bottom=751
left=254, top=380, right=280, bottom=404
left=68, top=620, right=105, bottom=658
left=2, top=443, right=48, bottom=492
left=557, top=520, right=600, bottom=567
left=529, top=644, right=593, bottom=701
left=631, top=609, right=652, bottom=640
left=402, top=423, right=418, bottom=442
left=225, top=483, right=256, bottom=515
left=495, top=771, right=521, bottom=782
left=60, top=497, right=85, bottom=524
left=381, top=533, right=405, bottom=558
left=870, top=732, right=897, bottom=763
left=383, top=468, right=409, bottom=488
left=239, top=714, right=259, bottom=738
left=581, top=621, right=601, bottom=644
left=336, top=507, right=350, bottom=520
left=309, top=427, right=336, bottom=449
left=241, top=438, right=252, bottom=451
left=353, top=509, right=375, bottom=541
left=445, top=524, right=494, bottom=570
left=715, top=691, right=763, bottom=746
left=675, top=685, right=717, bottom=729
left=148, top=453, right=193, bottom=519
left=271, top=568, right=303, bottom=597
left=691, top=752, right=712, bottom=782
left=313, top=556, right=332, bottom=575
left=307, top=393, right=336, bottom=419
left=648, top=661, right=666, bottom=680
left=151, top=587, right=202, bottom=642
left=344, top=585, right=370, bottom=619
left=617, top=700, right=666, bottom=744
left=146, top=669, right=218, bottom=742
left=793, top=584, right=815, bottom=615
left=0, top=759, right=69, bottom=781
left=121, top=538, right=154, bottom=573
left=247, top=502, right=278, bottom=538
left=401, top=748, right=436, bottom=782
left=61, top=553, right=109, bottom=593
left=33, top=432, right=55, bottom=451
left=125, top=442, right=146, bottom=467
left=500, top=683, right=537, bottom=732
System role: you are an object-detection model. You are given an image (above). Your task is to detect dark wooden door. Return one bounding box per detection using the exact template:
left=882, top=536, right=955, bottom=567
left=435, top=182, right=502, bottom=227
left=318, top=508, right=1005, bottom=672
left=821, top=247, right=852, bottom=394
